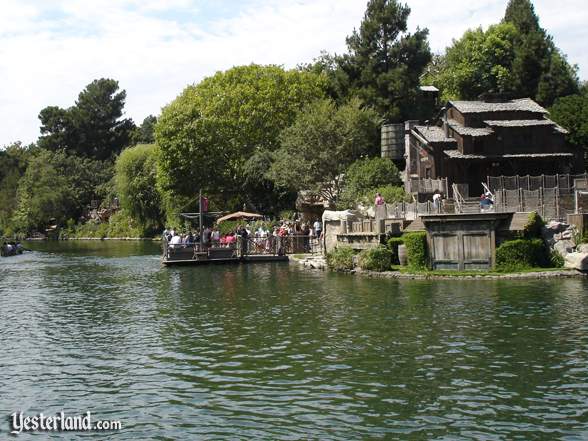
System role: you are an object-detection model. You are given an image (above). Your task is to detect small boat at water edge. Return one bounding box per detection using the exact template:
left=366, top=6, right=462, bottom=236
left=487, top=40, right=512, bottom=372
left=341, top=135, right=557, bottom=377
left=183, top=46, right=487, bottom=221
left=1, top=242, right=24, bottom=257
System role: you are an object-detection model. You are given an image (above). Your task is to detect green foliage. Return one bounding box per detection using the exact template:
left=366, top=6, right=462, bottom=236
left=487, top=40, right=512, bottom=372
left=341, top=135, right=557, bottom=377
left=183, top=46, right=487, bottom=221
left=115, top=144, right=163, bottom=231
left=11, top=150, right=112, bottom=234
left=156, top=64, right=325, bottom=213
left=358, top=245, right=392, bottom=272
left=549, top=249, right=565, bottom=268
left=523, top=211, right=544, bottom=239
left=338, top=157, right=401, bottom=208
left=549, top=86, right=588, bottom=168
left=326, top=246, right=355, bottom=271
left=504, top=0, right=578, bottom=105
left=269, top=98, right=380, bottom=206
left=495, top=238, right=549, bottom=271
left=218, top=220, right=241, bottom=237
left=0, top=142, right=34, bottom=233
left=342, top=0, right=432, bottom=121
left=132, top=115, right=157, bottom=144
left=386, top=237, right=404, bottom=264
left=279, top=210, right=296, bottom=221
left=402, top=232, right=428, bottom=270
left=423, top=23, right=519, bottom=101
left=341, top=184, right=409, bottom=210
left=67, top=210, right=146, bottom=239
left=38, top=78, right=136, bottom=161
left=424, top=0, right=578, bottom=106
left=371, top=185, right=411, bottom=205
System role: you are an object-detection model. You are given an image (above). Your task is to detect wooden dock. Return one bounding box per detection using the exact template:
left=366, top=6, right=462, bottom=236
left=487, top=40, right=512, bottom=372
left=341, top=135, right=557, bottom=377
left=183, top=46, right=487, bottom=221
left=162, top=255, right=289, bottom=266
left=162, top=243, right=289, bottom=266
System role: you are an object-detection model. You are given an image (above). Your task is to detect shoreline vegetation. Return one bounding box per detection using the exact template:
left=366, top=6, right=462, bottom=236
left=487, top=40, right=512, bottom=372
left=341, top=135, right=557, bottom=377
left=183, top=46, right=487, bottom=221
left=1, top=0, right=586, bottom=270
left=290, top=254, right=586, bottom=279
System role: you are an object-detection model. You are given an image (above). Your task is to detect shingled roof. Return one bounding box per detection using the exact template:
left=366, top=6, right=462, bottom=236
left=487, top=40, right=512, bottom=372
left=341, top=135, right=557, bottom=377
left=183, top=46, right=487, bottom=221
left=447, top=119, right=493, bottom=137
left=449, top=98, right=547, bottom=114
left=484, top=119, right=554, bottom=128
left=413, top=126, right=456, bottom=144
left=444, top=151, right=574, bottom=160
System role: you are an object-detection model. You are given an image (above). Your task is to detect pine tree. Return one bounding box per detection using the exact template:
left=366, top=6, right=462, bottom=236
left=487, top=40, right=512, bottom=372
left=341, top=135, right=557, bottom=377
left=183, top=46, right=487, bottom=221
left=343, top=0, right=431, bottom=122
left=503, top=0, right=578, bottom=105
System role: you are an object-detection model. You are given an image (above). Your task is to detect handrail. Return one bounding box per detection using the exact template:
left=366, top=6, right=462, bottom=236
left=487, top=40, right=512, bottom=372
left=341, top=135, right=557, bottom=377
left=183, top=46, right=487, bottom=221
left=481, top=182, right=494, bottom=200
left=452, top=183, right=464, bottom=213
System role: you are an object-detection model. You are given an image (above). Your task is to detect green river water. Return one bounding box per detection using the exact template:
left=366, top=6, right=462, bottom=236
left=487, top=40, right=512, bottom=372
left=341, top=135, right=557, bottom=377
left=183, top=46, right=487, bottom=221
left=1, top=241, right=588, bottom=440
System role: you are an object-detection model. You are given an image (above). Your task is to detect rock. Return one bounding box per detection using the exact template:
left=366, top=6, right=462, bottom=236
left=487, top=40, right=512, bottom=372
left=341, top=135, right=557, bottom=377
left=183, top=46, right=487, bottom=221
left=546, top=221, right=569, bottom=233
left=561, top=229, right=575, bottom=240
left=578, top=244, right=588, bottom=254
left=564, top=252, right=588, bottom=271
left=554, top=240, right=575, bottom=257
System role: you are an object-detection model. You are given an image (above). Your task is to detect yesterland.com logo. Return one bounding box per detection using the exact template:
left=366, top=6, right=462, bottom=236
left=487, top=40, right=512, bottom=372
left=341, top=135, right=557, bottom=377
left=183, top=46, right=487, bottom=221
left=7, top=411, right=122, bottom=435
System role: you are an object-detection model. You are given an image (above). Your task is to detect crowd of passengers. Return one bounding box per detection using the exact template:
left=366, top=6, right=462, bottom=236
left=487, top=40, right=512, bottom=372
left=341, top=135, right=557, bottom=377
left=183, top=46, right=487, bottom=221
left=163, top=219, right=323, bottom=251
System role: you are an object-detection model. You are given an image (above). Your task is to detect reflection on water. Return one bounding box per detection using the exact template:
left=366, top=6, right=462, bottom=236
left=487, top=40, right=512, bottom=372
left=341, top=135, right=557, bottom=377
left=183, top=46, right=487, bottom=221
left=1, top=241, right=588, bottom=439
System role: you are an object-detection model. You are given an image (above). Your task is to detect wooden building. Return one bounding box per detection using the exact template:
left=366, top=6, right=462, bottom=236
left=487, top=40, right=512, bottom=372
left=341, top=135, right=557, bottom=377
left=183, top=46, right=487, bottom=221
left=407, top=98, right=583, bottom=196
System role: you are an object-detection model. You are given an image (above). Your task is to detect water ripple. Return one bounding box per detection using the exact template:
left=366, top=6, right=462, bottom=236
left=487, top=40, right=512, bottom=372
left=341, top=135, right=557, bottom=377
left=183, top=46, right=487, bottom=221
left=1, top=242, right=588, bottom=439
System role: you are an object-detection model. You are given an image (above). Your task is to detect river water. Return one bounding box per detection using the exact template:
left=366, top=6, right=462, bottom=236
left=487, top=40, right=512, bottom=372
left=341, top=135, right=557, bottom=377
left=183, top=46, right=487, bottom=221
left=1, top=241, right=588, bottom=440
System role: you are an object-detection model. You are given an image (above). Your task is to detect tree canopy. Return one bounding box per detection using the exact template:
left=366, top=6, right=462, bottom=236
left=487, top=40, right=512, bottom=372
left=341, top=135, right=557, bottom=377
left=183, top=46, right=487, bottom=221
left=0, top=143, right=35, bottom=235
left=423, top=23, right=518, bottom=101
left=549, top=85, right=588, bottom=168
left=424, top=0, right=578, bottom=106
left=504, top=0, right=578, bottom=105
left=115, top=144, right=163, bottom=231
left=155, top=64, right=326, bottom=212
left=269, top=98, right=380, bottom=206
left=11, top=150, right=112, bottom=233
left=341, top=0, right=431, bottom=122
left=38, top=78, right=136, bottom=161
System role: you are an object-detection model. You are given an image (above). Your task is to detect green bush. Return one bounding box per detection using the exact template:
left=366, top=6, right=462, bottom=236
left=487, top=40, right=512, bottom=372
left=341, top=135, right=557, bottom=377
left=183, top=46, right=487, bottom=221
left=218, top=220, right=241, bottom=236
left=550, top=249, right=565, bottom=268
left=495, top=238, right=550, bottom=271
left=523, top=211, right=544, bottom=239
left=387, top=237, right=404, bottom=264
left=326, top=246, right=355, bottom=271
left=403, top=232, right=428, bottom=270
left=358, top=245, right=393, bottom=272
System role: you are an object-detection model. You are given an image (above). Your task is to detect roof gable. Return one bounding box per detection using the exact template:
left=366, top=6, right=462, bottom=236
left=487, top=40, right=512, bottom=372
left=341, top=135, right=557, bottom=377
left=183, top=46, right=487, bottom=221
left=448, top=98, right=547, bottom=115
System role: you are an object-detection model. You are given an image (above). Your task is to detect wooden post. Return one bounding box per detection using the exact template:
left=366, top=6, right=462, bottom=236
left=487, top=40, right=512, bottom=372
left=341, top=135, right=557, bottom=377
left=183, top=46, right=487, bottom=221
left=556, top=188, right=560, bottom=220
left=199, top=189, right=203, bottom=232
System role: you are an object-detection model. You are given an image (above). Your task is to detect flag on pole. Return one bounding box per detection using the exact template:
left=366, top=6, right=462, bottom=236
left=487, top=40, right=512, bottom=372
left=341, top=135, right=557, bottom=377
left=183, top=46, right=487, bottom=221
left=201, top=196, right=209, bottom=212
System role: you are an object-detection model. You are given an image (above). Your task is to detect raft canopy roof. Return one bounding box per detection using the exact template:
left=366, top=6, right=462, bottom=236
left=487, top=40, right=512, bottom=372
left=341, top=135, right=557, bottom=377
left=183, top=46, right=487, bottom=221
left=216, top=211, right=264, bottom=223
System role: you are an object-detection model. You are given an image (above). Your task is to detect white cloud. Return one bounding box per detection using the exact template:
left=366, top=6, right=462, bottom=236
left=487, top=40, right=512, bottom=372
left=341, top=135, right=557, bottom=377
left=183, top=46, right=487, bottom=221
left=0, top=0, right=586, bottom=147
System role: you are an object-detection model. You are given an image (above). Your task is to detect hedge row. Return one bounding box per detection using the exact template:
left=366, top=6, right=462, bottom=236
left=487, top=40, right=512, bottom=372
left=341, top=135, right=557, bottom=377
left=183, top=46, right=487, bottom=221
left=495, top=238, right=549, bottom=271
left=403, top=232, right=428, bottom=270
left=358, top=246, right=392, bottom=271
left=326, top=246, right=355, bottom=271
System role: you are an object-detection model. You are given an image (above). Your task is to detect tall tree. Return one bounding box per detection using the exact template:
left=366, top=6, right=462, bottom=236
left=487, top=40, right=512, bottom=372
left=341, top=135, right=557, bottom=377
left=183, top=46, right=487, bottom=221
left=11, top=150, right=113, bottom=233
left=38, top=78, right=136, bottom=161
left=0, top=142, right=34, bottom=235
left=115, top=143, right=163, bottom=231
left=503, top=0, right=578, bottom=105
left=549, top=84, right=588, bottom=169
left=425, top=0, right=579, bottom=106
left=269, top=98, right=381, bottom=206
left=156, top=64, right=325, bottom=213
left=342, top=0, right=431, bottom=122
left=132, top=115, right=157, bottom=145
left=422, top=23, right=519, bottom=101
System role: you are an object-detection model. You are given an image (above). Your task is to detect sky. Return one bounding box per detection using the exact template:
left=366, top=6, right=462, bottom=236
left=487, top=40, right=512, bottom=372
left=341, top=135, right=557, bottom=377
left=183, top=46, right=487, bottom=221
left=1, top=0, right=586, bottom=147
